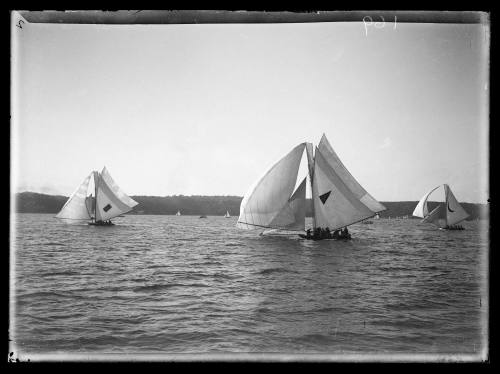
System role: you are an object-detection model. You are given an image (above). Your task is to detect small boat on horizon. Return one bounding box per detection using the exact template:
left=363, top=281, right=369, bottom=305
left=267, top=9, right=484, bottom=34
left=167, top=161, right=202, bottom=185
left=55, top=167, right=138, bottom=226
left=412, top=184, right=468, bottom=230
left=176, top=210, right=181, bottom=216
left=224, top=210, right=231, bottom=218
left=236, top=134, right=386, bottom=240
left=199, top=215, right=207, bottom=219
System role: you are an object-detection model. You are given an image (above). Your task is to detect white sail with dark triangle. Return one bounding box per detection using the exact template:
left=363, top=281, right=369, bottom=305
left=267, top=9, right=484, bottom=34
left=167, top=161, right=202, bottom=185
left=237, top=143, right=306, bottom=230
left=55, top=173, right=93, bottom=221
left=95, top=167, right=138, bottom=222
left=318, top=134, right=386, bottom=214
left=444, top=184, right=469, bottom=225
left=312, top=147, right=376, bottom=230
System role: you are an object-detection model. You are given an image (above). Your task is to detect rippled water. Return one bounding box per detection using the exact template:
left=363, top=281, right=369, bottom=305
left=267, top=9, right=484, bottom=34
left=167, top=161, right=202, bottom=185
left=10, top=214, right=488, bottom=361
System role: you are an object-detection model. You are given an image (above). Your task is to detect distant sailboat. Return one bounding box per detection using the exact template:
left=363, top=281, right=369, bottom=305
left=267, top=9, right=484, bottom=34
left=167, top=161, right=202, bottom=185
left=412, top=184, right=468, bottom=230
left=224, top=211, right=231, bottom=218
left=236, top=134, right=385, bottom=239
left=176, top=210, right=181, bottom=216
left=55, top=167, right=138, bottom=226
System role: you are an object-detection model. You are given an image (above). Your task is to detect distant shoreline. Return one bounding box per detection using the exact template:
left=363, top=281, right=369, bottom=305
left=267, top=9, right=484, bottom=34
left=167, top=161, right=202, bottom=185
left=13, top=192, right=489, bottom=221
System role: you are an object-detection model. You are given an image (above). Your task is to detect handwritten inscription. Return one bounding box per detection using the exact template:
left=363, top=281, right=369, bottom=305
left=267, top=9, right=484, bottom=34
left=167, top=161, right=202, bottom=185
left=363, top=16, right=397, bottom=36
left=16, top=19, right=24, bottom=29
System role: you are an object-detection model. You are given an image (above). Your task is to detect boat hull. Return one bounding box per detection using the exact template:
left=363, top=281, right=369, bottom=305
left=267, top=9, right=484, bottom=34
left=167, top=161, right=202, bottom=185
left=298, top=234, right=351, bottom=241
left=88, top=221, right=115, bottom=226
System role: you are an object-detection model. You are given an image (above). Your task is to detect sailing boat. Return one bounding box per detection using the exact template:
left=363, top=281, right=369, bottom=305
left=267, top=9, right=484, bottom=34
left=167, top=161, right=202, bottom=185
left=236, top=134, right=385, bottom=239
left=55, top=167, right=138, bottom=226
left=412, top=184, right=468, bottom=230
left=224, top=210, right=231, bottom=218
left=176, top=210, right=181, bottom=216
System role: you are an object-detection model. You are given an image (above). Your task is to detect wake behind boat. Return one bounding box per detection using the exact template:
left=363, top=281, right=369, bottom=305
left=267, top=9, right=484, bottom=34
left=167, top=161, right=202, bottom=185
left=236, top=134, right=385, bottom=240
left=55, top=167, right=138, bottom=226
left=412, top=184, right=469, bottom=230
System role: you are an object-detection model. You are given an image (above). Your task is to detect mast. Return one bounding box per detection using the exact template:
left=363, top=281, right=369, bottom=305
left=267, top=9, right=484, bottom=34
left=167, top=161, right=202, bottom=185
left=305, top=142, right=315, bottom=230
left=444, top=183, right=449, bottom=227
left=94, top=171, right=98, bottom=222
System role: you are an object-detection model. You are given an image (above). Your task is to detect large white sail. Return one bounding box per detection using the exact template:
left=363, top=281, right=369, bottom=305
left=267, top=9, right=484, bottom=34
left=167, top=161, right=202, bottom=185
left=237, top=143, right=306, bottom=230
left=318, top=134, right=386, bottom=213
left=268, top=177, right=307, bottom=231
left=55, top=173, right=93, bottom=220
left=312, top=147, right=375, bottom=230
left=412, top=185, right=441, bottom=218
left=95, top=167, right=138, bottom=221
left=445, top=184, right=469, bottom=225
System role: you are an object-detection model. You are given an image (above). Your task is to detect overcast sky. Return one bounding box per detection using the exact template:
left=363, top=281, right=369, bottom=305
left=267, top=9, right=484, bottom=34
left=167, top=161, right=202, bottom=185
left=11, top=14, right=489, bottom=203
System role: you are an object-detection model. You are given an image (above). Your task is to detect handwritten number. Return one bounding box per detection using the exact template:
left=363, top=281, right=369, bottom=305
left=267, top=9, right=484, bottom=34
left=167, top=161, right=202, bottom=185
left=363, top=16, right=372, bottom=36
left=363, top=15, right=397, bottom=35
left=16, top=20, right=24, bottom=29
left=375, top=16, right=385, bottom=28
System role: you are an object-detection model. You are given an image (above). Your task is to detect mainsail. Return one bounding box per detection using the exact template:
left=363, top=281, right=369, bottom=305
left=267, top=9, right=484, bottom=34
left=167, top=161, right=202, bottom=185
left=237, top=143, right=306, bottom=230
left=317, top=134, right=386, bottom=214
left=312, top=147, right=376, bottom=230
left=95, top=167, right=138, bottom=221
left=444, top=184, right=469, bottom=226
left=55, top=173, right=93, bottom=220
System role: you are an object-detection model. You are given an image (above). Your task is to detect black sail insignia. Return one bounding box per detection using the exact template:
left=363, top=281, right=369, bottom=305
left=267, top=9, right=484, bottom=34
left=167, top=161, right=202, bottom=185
left=319, top=191, right=331, bottom=205
left=103, top=204, right=112, bottom=212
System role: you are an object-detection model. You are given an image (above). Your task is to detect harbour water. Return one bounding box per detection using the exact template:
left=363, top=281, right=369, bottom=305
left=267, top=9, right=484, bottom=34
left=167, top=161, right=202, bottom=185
left=10, top=214, right=488, bottom=361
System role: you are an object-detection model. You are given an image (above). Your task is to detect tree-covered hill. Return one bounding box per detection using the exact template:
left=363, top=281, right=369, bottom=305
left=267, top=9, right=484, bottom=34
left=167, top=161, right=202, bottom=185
left=14, top=192, right=489, bottom=220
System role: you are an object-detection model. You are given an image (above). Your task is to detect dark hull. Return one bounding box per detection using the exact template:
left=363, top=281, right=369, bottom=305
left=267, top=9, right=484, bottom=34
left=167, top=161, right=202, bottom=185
left=299, top=234, right=351, bottom=241
left=88, top=221, right=115, bottom=226
left=440, top=226, right=465, bottom=231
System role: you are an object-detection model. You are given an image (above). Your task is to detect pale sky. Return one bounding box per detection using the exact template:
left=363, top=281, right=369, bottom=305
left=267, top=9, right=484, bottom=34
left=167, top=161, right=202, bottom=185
left=11, top=15, right=489, bottom=203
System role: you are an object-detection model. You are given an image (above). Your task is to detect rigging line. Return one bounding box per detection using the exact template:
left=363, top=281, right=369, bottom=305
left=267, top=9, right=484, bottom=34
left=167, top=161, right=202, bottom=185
left=54, top=217, right=91, bottom=221
left=236, top=221, right=304, bottom=232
